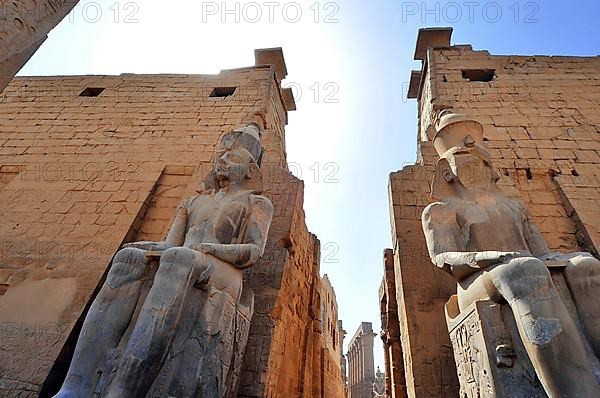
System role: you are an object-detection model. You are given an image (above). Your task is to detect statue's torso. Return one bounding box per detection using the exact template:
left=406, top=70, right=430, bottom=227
left=451, top=194, right=531, bottom=253
left=183, top=190, right=252, bottom=247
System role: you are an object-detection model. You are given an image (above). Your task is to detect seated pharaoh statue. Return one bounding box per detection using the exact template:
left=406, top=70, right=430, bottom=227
left=421, top=112, right=600, bottom=397
left=54, top=124, right=274, bottom=398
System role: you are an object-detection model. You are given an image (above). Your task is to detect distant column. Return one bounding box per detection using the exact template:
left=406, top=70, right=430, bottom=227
left=347, top=331, right=352, bottom=396
left=346, top=322, right=377, bottom=398
left=351, top=348, right=356, bottom=397
left=358, top=340, right=363, bottom=385
left=353, top=347, right=357, bottom=395
left=348, top=349, right=352, bottom=395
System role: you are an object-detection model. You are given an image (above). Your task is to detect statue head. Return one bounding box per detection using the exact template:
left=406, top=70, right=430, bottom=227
left=220, top=122, right=263, bottom=166
left=214, top=147, right=260, bottom=188
left=431, top=112, right=500, bottom=199
left=198, top=123, right=265, bottom=193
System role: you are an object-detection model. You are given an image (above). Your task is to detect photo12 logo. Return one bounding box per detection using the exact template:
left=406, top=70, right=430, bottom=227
left=401, top=2, right=540, bottom=23
left=67, top=1, right=140, bottom=23
left=201, top=2, right=340, bottom=23
left=282, top=82, right=340, bottom=104
left=288, top=161, right=340, bottom=183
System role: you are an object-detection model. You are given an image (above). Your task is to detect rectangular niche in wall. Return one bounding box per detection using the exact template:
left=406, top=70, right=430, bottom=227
left=462, top=69, right=496, bottom=82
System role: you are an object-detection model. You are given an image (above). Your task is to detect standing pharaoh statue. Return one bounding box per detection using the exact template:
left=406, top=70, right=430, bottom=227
left=372, top=366, right=385, bottom=398
left=421, top=112, right=600, bottom=397
left=55, top=124, right=273, bottom=397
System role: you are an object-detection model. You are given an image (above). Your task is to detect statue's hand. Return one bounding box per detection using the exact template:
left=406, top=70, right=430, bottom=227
left=194, top=264, right=213, bottom=289
left=190, top=243, right=216, bottom=255
left=540, top=252, right=562, bottom=262
left=122, top=241, right=172, bottom=251
left=475, top=251, right=520, bottom=268
left=540, top=252, right=594, bottom=267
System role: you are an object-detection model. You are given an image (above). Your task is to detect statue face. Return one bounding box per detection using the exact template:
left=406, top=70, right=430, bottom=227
left=452, top=152, right=493, bottom=190
left=214, top=148, right=253, bottom=186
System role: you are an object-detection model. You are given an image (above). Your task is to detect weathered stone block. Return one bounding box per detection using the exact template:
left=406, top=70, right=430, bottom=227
left=445, top=297, right=546, bottom=398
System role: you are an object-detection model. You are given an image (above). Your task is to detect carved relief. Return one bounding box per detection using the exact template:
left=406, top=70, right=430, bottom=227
left=449, top=307, right=492, bottom=397
left=1, top=1, right=69, bottom=58
left=1, top=0, right=78, bottom=93
left=447, top=300, right=546, bottom=398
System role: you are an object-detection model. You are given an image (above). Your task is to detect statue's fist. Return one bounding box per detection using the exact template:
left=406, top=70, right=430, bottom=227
left=122, top=241, right=171, bottom=251
left=497, top=251, right=521, bottom=262
left=475, top=251, right=520, bottom=267
left=191, top=243, right=216, bottom=254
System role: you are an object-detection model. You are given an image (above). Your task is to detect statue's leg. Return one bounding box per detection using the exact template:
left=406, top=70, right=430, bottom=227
left=104, top=247, right=207, bottom=397
left=563, top=255, right=600, bottom=357
left=54, top=248, right=149, bottom=398
left=489, top=257, right=600, bottom=396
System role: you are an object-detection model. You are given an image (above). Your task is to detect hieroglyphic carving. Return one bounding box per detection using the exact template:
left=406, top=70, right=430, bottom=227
left=1, top=0, right=79, bottom=92
left=447, top=300, right=545, bottom=398
left=1, top=0, right=65, bottom=56
left=448, top=305, right=492, bottom=397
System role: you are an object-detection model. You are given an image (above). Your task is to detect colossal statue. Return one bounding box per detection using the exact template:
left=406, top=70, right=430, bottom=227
left=54, top=124, right=273, bottom=397
left=422, top=112, right=600, bottom=397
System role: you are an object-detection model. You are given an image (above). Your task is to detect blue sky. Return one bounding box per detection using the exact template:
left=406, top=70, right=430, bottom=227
left=19, top=0, right=600, bottom=370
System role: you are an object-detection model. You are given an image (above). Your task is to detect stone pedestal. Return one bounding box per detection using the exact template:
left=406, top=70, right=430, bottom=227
left=445, top=297, right=546, bottom=398
left=445, top=270, right=600, bottom=398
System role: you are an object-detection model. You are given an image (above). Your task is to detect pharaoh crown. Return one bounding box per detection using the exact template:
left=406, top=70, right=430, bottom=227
left=219, top=123, right=264, bottom=166
left=433, top=111, right=484, bottom=158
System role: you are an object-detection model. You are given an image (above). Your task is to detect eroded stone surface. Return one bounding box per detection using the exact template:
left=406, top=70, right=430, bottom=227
left=0, top=0, right=79, bottom=93
left=54, top=125, right=274, bottom=397
left=422, top=112, right=600, bottom=397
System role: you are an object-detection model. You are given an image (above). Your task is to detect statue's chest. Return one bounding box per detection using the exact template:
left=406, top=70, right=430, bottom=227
left=457, top=200, right=525, bottom=248
left=458, top=200, right=519, bottom=226
left=188, top=194, right=250, bottom=243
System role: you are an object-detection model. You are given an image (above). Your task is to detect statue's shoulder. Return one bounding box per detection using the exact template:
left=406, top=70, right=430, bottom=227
left=422, top=201, right=459, bottom=227
left=248, top=193, right=274, bottom=215
left=181, top=193, right=206, bottom=209
left=423, top=201, right=455, bottom=216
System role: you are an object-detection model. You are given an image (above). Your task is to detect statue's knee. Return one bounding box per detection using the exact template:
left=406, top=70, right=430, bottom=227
left=160, top=247, right=194, bottom=265
left=107, top=248, right=148, bottom=287
left=158, top=247, right=195, bottom=277
left=565, top=255, right=600, bottom=282
left=520, top=257, right=550, bottom=276
left=569, top=255, right=600, bottom=269
left=113, top=247, right=146, bottom=264
left=495, top=257, right=547, bottom=279
left=494, top=257, right=552, bottom=300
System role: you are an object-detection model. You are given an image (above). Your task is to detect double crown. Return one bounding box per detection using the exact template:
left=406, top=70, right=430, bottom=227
left=432, top=111, right=484, bottom=159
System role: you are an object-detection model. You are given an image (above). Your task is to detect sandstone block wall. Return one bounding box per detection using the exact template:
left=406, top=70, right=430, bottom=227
left=0, top=53, right=342, bottom=397
left=387, top=158, right=458, bottom=398
left=384, top=33, right=600, bottom=397
left=318, top=275, right=345, bottom=398
left=379, top=249, right=406, bottom=398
